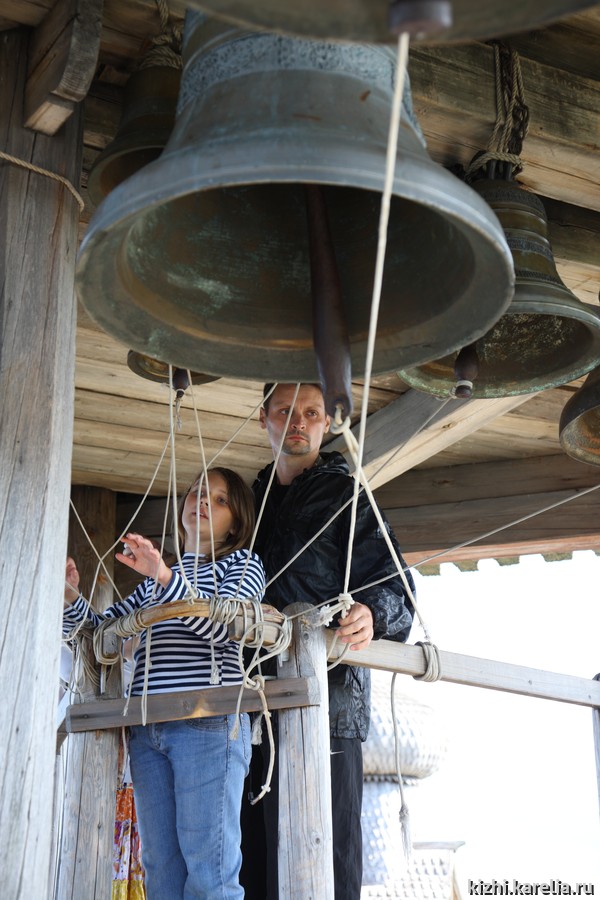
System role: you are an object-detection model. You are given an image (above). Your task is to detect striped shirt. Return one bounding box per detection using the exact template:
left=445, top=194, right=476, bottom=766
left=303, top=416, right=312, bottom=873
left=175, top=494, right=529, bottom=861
left=63, top=549, right=266, bottom=695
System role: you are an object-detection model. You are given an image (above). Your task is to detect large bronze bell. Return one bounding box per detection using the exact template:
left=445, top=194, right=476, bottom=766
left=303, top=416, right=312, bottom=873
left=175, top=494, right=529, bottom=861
left=87, top=66, right=181, bottom=209
left=559, top=367, right=600, bottom=466
left=187, top=1, right=598, bottom=43
left=398, top=171, right=600, bottom=398
left=76, top=14, right=514, bottom=382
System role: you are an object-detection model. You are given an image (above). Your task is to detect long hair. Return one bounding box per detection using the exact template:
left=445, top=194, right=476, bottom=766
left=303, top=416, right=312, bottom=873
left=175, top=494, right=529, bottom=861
left=175, top=467, right=256, bottom=560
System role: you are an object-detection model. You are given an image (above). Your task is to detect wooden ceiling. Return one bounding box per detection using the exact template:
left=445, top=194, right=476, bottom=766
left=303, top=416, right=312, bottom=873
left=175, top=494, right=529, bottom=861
left=3, top=0, right=600, bottom=567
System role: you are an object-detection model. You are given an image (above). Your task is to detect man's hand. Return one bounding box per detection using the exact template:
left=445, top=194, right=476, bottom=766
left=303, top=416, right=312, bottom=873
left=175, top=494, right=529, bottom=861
left=336, top=601, right=374, bottom=651
left=115, top=533, right=173, bottom=587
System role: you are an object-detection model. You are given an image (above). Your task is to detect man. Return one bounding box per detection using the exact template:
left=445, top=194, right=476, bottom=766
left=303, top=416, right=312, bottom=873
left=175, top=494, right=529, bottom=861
left=241, top=382, right=415, bottom=900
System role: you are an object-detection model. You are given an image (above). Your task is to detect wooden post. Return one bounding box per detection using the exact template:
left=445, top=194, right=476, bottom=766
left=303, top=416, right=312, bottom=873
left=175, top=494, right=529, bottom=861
left=0, top=27, right=83, bottom=900
left=593, top=674, right=600, bottom=822
left=54, top=487, right=120, bottom=900
left=277, top=603, right=334, bottom=899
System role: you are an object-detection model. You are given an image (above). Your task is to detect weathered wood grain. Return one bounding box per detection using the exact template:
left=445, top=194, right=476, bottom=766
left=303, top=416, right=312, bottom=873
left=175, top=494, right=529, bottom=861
left=386, top=483, right=600, bottom=565
left=55, top=488, right=119, bottom=900
left=408, top=41, right=600, bottom=210
left=25, top=0, right=103, bottom=134
left=0, top=27, right=82, bottom=900
left=66, top=677, right=318, bottom=731
left=278, top=603, right=334, bottom=899
left=326, top=634, right=600, bottom=708
left=328, top=390, right=534, bottom=489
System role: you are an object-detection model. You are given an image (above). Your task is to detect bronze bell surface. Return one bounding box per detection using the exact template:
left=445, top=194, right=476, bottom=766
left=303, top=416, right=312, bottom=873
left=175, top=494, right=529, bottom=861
left=87, top=66, right=181, bottom=209
left=75, top=14, right=514, bottom=383
left=187, top=1, right=599, bottom=43
left=398, top=173, right=600, bottom=399
left=559, top=367, right=600, bottom=466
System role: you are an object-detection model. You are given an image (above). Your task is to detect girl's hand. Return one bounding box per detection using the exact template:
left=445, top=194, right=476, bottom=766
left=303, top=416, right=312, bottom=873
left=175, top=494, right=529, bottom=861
left=116, top=533, right=173, bottom=588
left=65, top=557, right=80, bottom=607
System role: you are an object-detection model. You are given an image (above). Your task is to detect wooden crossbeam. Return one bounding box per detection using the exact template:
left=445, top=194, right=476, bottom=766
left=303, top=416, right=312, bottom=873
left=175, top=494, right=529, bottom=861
left=326, top=634, right=600, bottom=708
left=327, top=390, right=534, bottom=490
left=64, top=632, right=600, bottom=736
left=25, top=0, right=103, bottom=134
left=66, top=676, right=318, bottom=732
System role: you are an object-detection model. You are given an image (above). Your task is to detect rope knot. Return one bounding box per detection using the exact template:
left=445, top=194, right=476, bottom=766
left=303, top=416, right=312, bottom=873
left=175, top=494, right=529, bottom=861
left=413, top=641, right=442, bottom=682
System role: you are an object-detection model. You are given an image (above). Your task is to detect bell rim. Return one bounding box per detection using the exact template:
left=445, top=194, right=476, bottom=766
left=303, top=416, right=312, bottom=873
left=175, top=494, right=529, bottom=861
left=76, top=165, right=516, bottom=382
left=76, top=125, right=516, bottom=382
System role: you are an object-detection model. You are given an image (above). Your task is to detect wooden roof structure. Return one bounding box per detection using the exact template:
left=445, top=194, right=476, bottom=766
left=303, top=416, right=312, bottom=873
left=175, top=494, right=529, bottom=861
left=3, top=1, right=600, bottom=571
left=2, top=7, right=600, bottom=899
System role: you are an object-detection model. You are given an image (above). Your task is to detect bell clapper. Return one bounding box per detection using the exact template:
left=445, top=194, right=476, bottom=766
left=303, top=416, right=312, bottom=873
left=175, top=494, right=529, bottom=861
left=453, top=343, right=479, bottom=399
left=306, top=184, right=353, bottom=421
left=388, top=1, right=453, bottom=38
left=171, top=367, right=190, bottom=430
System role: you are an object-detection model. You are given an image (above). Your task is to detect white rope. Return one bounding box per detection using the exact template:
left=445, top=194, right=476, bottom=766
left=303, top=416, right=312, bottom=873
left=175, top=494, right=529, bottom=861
left=391, top=672, right=412, bottom=860
left=342, top=32, right=410, bottom=596
left=333, top=415, right=433, bottom=642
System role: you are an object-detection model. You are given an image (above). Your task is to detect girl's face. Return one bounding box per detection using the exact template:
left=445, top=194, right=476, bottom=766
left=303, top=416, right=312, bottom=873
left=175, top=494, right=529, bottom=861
left=181, top=472, right=235, bottom=553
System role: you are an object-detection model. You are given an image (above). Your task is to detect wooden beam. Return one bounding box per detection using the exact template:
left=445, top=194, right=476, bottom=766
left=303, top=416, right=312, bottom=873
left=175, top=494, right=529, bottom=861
left=408, top=40, right=600, bottom=211
left=57, top=488, right=120, bottom=900
left=327, top=390, right=534, bottom=490
left=278, top=604, right=334, bottom=899
left=66, top=677, right=318, bottom=731
left=25, top=0, right=103, bottom=134
left=376, top=454, right=600, bottom=563
left=376, top=452, right=600, bottom=508
left=391, top=484, right=600, bottom=565
left=325, top=634, right=600, bottom=709
left=0, top=28, right=82, bottom=900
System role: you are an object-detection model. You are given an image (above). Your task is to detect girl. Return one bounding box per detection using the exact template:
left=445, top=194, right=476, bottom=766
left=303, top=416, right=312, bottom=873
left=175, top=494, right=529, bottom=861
left=64, top=467, right=266, bottom=900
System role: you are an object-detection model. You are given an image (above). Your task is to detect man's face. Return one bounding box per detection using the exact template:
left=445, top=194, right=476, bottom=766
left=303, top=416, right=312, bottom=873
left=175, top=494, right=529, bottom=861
left=259, top=384, right=331, bottom=458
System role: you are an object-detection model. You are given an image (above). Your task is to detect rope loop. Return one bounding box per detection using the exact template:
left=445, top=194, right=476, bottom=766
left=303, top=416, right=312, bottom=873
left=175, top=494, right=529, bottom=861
left=413, top=641, right=442, bottom=682
left=329, top=410, right=352, bottom=435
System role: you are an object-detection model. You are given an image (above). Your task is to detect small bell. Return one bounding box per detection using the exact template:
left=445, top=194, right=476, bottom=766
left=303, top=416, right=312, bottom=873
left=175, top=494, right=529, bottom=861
left=398, top=170, right=600, bottom=399
left=87, top=67, right=181, bottom=209
left=127, top=351, right=218, bottom=395
left=559, top=366, right=600, bottom=466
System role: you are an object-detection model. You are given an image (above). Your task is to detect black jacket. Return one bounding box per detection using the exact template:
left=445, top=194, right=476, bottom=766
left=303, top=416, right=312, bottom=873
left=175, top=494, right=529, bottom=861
left=252, top=451, right=415, bottom=740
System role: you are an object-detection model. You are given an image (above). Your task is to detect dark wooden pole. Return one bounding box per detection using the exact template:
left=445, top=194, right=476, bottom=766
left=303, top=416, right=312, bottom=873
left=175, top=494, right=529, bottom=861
left=277, top=603, right=334, bottom=898
left=0, top=27, right=83, bottom=900
left=54, top=488, right=119, bottom=900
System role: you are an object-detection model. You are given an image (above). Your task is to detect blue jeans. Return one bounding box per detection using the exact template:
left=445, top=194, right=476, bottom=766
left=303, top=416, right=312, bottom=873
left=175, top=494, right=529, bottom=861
left=129, top=714, right=251, bottom=900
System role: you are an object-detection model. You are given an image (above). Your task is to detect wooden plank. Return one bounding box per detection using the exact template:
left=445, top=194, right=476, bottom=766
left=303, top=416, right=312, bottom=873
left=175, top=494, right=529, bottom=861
left=387, top=485, right=600, bottom=563
left=74, top=387, right=266, bottom=449
left=56, top=488, right=120, bottom=900
left=278, top=604, right=334, bottom=899
left=66, top=677, right=318, bottom=731
left=593, top=674, right=600, bottom=819
left=408, top=41, right=600, bottom=211
left=325, top=634, right=600, bottom=708
left=327, top=390, right=534, bottom=490
left=25, top=0, right=103, bottom=134
left=0, top=28, right=82, bottom=900
left=376, top=453, right=600, bottom=507
left=70, top=441, right=260, bottom=495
